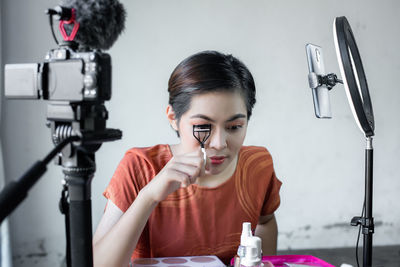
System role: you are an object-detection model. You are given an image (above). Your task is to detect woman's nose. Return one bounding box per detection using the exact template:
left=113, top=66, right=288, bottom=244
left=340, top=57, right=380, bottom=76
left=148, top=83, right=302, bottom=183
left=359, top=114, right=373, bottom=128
left=208, top=128, right=227, bottom=150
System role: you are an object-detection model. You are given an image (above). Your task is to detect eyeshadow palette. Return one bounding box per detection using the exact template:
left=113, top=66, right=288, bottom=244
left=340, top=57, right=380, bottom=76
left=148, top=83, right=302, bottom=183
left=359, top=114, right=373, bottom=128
left=131, top=255, right=226, bottom=267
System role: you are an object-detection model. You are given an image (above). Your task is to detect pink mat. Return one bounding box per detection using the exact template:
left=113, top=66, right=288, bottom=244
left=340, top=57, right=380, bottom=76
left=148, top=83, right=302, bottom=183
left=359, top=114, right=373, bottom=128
left=230, top=255, right=336, bottom=267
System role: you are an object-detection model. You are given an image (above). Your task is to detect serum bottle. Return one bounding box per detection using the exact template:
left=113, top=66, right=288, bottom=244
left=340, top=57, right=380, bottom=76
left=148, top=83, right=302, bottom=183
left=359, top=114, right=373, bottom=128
left=235, top=222, right=263, bottom=267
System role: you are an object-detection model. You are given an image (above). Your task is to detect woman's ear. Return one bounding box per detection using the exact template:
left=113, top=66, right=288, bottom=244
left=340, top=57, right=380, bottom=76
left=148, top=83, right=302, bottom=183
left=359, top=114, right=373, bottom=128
left=166, top=105, right=178, bottom=131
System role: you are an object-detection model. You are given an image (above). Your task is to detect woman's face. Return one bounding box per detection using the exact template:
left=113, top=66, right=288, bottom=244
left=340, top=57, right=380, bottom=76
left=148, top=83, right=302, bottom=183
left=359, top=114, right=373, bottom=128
left=172, top=91, right=248, bottom=175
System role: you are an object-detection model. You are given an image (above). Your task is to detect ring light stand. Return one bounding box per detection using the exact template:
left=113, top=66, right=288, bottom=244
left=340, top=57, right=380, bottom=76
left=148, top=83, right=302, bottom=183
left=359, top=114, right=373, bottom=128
left=333, top=16, right=375, bottom=267
left=306, top=16, right=376, bottom=267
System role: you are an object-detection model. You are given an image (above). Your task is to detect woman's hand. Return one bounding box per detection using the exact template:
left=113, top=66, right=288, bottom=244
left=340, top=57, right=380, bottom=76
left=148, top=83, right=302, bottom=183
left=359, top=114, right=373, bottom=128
left=142, top=149, right=206, bottom=203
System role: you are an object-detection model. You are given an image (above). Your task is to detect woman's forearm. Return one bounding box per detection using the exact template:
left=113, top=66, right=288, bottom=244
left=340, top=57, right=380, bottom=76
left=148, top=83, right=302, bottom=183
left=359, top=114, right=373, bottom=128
left=93, top=188, right=158, bottom=267
left=254, top=215, right=278, bottom=256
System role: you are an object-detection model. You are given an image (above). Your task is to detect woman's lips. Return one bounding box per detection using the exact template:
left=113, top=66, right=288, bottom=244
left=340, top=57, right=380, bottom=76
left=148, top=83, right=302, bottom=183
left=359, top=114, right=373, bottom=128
left=210, top=156, right=226, bottom=165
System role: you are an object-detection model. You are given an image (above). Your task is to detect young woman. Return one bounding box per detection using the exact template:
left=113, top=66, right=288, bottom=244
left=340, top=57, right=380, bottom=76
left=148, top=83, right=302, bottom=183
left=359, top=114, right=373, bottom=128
left=93, top=51, right=282, bottom=266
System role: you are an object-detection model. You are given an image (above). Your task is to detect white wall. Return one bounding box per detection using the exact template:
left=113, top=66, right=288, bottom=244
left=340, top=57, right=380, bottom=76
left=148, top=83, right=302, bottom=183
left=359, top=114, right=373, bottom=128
left=1, top=0, right=400, bottom=266
left=0, top=1, right=13, bottom=266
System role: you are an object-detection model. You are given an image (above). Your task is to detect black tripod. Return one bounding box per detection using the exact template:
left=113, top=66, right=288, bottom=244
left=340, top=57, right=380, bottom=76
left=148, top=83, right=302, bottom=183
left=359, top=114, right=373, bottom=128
left=0, top=101, right=121, bottom=267
left=47, top=101, right=122, bottom=267
left=58, top=145, right=97, bottom=267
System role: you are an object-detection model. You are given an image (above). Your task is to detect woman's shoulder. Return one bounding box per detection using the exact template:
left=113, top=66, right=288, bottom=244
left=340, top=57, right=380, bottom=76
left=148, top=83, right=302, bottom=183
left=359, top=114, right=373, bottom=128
left=239, top=145, right=272, bottom=159
left=125, top=144, right=170, bottom=157
left=121, top=144, right=172, bottom=167
left=238, top=145, right=274, bottom=173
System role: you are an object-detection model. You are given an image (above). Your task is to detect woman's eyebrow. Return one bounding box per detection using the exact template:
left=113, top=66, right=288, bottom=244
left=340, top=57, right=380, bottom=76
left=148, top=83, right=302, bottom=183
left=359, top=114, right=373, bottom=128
left=189, top=113, right=246, bottom=122
left=226, top=114, right=246, bottom=122
left=190, top=114, right=215, bottom=122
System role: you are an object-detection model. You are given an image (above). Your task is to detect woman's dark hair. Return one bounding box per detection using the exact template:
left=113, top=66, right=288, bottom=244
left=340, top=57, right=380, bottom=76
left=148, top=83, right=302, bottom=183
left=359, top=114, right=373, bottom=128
left=168, top=50, right=256, bottom=135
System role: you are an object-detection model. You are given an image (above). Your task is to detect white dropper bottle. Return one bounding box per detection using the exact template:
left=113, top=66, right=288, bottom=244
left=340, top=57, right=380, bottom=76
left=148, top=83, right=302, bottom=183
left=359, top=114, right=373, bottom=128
left=238, top=222, right=252, bottom=257
left=234, top=222, right=253, bottom=267
left=241, top=223, right=252, bottom=245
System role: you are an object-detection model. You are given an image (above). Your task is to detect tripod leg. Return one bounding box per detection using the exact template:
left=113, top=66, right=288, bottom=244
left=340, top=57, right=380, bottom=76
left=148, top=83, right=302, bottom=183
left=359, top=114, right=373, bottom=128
left=64, top=165, right=95, bottom=267
left=59, top=182, right=71, bottom=267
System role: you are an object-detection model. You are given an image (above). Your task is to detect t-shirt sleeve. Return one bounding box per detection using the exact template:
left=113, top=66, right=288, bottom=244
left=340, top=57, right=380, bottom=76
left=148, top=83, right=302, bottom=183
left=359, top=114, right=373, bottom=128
left=103, top=149, right=155, bottom=259
left=103, top=150, right=153, bottom=212
left=260, top=170, right=282, bottom=216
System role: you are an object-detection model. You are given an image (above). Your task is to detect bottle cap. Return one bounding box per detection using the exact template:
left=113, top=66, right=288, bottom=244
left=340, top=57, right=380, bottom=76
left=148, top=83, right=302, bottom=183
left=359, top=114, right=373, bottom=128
left=240, top=222, right=252, bottom=246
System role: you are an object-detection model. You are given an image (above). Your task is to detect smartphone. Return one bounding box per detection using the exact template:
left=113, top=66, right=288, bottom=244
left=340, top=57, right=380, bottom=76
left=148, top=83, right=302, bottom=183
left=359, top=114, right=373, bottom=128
left=305, top=43, right=332, bottom=118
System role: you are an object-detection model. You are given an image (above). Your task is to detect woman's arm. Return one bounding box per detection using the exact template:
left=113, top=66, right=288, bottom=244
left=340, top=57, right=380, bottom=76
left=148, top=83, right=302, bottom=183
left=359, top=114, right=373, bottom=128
left=254, top=214, right=278, bottom=255
left=93, top=188, right=158, bottom=267
left=93, top=149, right=205, bottom=267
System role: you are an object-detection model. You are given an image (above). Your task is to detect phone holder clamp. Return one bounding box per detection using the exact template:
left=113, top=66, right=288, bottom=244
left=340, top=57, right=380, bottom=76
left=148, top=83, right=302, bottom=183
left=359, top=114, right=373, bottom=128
left=308, top=72, right=343, bottom=90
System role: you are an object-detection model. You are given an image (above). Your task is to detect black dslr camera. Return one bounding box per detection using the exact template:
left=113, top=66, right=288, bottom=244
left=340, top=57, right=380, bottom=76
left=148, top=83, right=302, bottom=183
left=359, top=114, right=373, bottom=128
left=5, top=45, right=116, bottom=164
left=3, top=6, right=122, bottom=164
left=5, top=46, right=111, bottom=102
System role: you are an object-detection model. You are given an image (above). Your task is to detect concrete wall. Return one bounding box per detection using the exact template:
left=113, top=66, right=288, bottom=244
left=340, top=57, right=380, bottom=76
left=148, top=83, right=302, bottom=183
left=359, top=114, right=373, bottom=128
left=1, top=0, right=399, bottom=266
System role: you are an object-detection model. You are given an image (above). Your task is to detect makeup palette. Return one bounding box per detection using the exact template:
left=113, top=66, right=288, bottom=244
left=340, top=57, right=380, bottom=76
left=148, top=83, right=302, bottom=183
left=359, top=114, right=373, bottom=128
left=131, top=255, right=225, bottom=267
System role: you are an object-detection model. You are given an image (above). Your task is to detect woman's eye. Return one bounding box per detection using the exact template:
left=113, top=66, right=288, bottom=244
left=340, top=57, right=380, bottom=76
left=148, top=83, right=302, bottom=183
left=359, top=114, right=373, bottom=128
left=227, top=125, right=243, bottom=131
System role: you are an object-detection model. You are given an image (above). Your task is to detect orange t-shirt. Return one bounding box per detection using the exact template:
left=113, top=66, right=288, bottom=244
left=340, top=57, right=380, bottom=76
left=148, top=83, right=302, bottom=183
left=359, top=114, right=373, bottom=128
left=103, top=144, right=282, bottom=264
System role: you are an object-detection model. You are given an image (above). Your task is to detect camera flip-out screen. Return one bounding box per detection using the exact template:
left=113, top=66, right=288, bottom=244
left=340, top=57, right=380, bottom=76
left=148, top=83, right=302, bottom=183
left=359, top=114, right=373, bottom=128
left=5, top=64, right=40, bottom=99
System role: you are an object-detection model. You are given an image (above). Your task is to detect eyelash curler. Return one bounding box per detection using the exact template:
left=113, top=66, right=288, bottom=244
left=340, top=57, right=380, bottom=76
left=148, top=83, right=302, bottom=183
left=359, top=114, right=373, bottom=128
left=192, top=124, right=211, bottom=168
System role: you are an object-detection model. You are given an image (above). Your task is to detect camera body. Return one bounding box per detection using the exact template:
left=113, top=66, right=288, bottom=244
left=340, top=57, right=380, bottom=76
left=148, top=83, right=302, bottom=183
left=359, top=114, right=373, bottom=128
left=5, top=43, right=116, bottom=158
left=5, top=45, right=111, bottom=102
